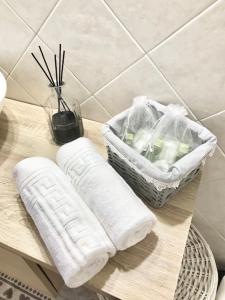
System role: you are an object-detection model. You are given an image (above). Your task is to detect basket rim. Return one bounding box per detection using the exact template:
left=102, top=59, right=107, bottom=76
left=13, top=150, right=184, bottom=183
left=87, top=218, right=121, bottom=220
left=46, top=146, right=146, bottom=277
left=191, top=225, right=218, bottom=299
left=102, top=97, right=216, bottom=185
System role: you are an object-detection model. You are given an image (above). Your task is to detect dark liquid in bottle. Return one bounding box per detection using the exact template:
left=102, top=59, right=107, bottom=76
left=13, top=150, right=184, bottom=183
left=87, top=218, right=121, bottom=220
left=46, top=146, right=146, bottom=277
left=52, top=110, right=84, bottom=145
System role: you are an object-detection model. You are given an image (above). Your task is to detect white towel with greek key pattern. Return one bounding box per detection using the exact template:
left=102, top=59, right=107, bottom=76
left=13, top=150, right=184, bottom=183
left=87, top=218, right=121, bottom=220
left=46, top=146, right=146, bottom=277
left=57, top=137, right=157, bottom=250
left=13, top=157, right=115, bottom=288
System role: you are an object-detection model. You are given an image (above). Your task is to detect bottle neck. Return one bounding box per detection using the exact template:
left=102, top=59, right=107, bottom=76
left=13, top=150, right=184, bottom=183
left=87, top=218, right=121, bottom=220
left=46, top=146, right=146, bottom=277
left=49, top=84, right=64, bottom=101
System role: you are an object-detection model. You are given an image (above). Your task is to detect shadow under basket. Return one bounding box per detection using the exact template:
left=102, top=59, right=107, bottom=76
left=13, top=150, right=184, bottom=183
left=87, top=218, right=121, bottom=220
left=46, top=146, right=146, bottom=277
left=107, top=146, right=201, bottom=208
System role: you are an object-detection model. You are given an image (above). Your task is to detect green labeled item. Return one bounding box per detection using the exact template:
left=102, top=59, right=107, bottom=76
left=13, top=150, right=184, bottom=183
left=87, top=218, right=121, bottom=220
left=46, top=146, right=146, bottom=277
left=124, top=132, right=134, bottom=145
left=145, top=138, right=164, bottom=162
left=119, top=101, right=199, bottom=171
left=133, top=128, right=152, bottom=153
left=177, top=143, right=190, bottom=159
left=153, top=138, right=164, bottom=155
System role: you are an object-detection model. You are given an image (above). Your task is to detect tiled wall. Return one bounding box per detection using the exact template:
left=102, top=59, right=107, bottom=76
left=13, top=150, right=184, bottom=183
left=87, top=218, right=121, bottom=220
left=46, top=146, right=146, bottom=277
left=0, top=0, right=225, bottom=268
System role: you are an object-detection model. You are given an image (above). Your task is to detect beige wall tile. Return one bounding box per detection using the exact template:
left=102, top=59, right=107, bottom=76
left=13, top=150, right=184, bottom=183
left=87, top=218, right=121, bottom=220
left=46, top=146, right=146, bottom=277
left=39, top=0, right=143, bottom=92
left=195, top=147, right=225, bottom=240
left=11, top=37, right=90, bottom=106
left=0, top=1, right=34, bottom=73
left=6, top=0, right=58, bottom=31
left=193, top=146, right=225, bottom=268
left=202, top=111, right=225, bottom=153
left=0, top=67, right=8, bottom=79
left=150, top=0, right=225, bottom=119
left=193, top=210, right=225, bottom=269
left=105, top=0, right=216, bottom=51
left=6, top=76, right=36, bottom=104
left=81, top=97, right=111, bottom=122
left=96, top=56, right=194, bottom=117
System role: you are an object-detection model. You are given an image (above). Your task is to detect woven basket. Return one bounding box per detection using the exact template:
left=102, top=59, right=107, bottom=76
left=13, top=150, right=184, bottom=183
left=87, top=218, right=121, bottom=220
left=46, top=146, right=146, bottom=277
left=175, top=225, right=218, bottom=300
left=107, top=146, right=200, bottom=208
left=103, top=98, right=216, bottom=208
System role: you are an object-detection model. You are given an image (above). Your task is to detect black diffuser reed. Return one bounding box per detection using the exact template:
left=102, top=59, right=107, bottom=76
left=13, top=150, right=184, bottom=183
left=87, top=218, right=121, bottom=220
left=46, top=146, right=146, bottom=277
left=31, top=44, right=83, bottom=145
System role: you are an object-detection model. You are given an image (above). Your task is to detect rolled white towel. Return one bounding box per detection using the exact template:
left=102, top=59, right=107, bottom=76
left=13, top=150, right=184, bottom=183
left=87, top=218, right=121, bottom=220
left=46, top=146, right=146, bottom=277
left=57, top=137, right=157, bottom=251
left=13, top=157, right=115, bottom=288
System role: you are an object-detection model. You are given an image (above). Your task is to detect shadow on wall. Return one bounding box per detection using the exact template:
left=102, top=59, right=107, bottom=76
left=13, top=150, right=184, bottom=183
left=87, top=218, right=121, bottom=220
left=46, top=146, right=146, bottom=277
left=193, top=147, right=225, bottom=270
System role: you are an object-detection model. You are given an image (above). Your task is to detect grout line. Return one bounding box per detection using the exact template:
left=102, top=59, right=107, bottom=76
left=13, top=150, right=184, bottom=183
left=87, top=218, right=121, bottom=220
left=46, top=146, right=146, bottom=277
left=5, top=34, right=91, bottom=108
left=7, top=0, right=61, bottom=78
left=36, top=0, right=62, bottom=36
left=2, top=0, right=224, bottom=137
left=102, top=0, right=146, bottom=53
left=5, top=97, right=38, bottom=106
left=80, top=95, right=112, bottom=120
left=102, top=0, right=223, bottom=124
left=3, top=0, right=35, bottom=33
left=36, top=0, right=146, bottom=102
left=0, top=66, right=9, bottom=80
left=6, top=75, right=37, bottom=103
left=37, top=35, right=92, bottom=95
left=100, top=0, right=200, bottom=120
left=94, top=97, right=113, bottom=118
left=2, top=0, right=36, bottom=77
left=5, top=0, right=91, bottom=108
left=34, top=0, right=147, bottom=107
left=5, top=0, right=199, bottom=122
left=93, top=53, right=146, bottom=96
left=4, top=0, right=142, bottom=117
left=79, top=94, right=92, bottom=105
left=37, top=34, right=145, bottom=101
left=148, top=0, right=220, bottom=53
left=37, top=0, right=145, bottom=100
left=197, top=117, right=225, bottom=156
left=5, top=0, right=62, bottom=34
left=4, top=0, right=218, bottom=123
left=5, top=97, right=41, bottom=108
left=200, top=108, right=225, bottom=122
left=80, top=95, right=112, bottom=118
left=101, top=0, right=145, bottom=54
left=7, top=33, right=37, bottom=77
left=34, top=1, right=62, bottom=33
left=38, top=32, right=146, bottom=101
left=147, top=55, right=198, bottom=120
left=80, top=96, right=93, bottom=106
left=216, top=145, right=225, bottom=157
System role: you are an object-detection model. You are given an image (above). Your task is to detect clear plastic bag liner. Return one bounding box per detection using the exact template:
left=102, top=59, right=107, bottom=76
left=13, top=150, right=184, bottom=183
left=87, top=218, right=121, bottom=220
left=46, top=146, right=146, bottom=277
left=119, top=98, right=162, bottom=153
left=102, top=96, right=217, bottom=190
left=145, top=104, right=203, bottom=172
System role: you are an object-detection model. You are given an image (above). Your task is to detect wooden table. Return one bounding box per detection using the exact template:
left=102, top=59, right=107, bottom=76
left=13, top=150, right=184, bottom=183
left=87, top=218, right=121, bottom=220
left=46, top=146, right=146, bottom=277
left=0, top=99, right=199, bottom=300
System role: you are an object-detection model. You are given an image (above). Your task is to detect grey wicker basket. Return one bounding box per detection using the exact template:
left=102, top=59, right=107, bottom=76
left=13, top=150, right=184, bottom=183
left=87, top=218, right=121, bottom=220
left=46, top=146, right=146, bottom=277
left=103, top=98, right=216, bottom=208
left=107, top=146, right=201, bottom=208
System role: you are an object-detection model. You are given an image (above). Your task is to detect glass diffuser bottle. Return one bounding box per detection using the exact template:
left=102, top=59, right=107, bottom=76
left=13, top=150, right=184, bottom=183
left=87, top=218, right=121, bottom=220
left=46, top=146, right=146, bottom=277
left=46, top=84, right=84, bottom=145
left=31, top=43, right=84, bottom=145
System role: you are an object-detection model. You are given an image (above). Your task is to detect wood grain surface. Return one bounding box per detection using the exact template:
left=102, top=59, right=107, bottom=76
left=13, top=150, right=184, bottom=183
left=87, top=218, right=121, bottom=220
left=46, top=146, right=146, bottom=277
left=0, top=99, right=199, bottom=300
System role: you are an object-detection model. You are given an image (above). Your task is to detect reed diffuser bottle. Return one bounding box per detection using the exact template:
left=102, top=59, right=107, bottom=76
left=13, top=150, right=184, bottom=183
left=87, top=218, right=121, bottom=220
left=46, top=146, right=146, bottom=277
left=47, top=83, right=83, bottom=145
left=32, top=44, right=84, bottom=145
